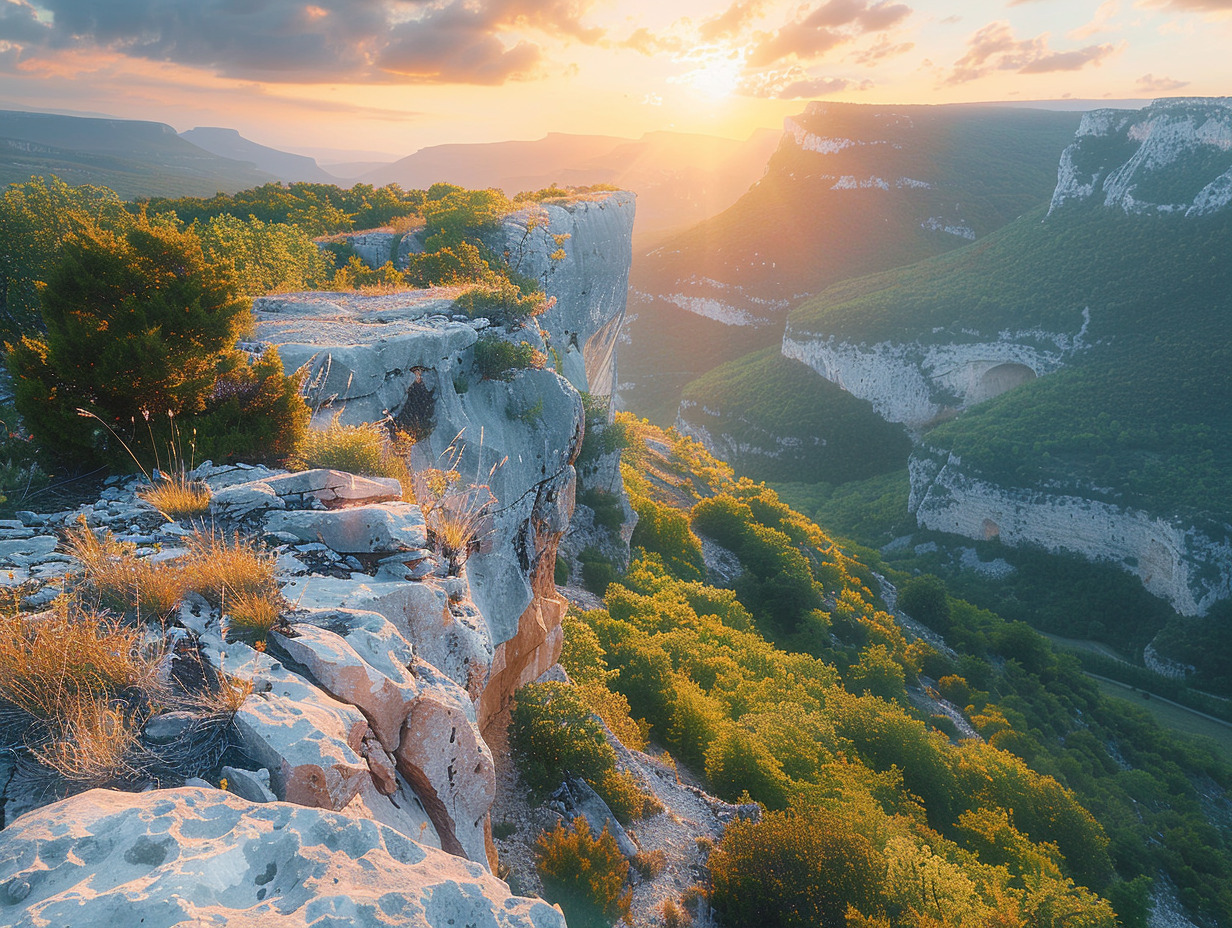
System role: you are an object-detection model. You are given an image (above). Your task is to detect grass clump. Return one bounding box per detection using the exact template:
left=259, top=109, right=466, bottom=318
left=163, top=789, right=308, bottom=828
left=183, top=530, right=284, bottom=646
left=289, top=414, right=411, bottom=488
left=137, top=472, right=211, bottom=520
left=66, top=520, right=189, bottom=620
left=535, top=817, right=631, bottom=928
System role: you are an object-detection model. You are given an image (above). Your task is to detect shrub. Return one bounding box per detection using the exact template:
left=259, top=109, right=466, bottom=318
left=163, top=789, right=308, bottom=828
left=290, top=415, right=408, bottom=484
left=631, top=848, right=666, bottom=879
left=662, top=898, right=692, bottom=928
left=509, top=682, right=616, bottom=795
left=535, top=817, right=631, bottom=928
left=473, top=335, right=546, bottom=381
left=7, top=218, right=307, bottom=469
left=196, top=213, right=332, bottom=296
left=454, top=279, right=548, bottom=327
left=710, top=805, right=884, bottom=928
left=579, top=489, right=625, bottom=533
left=897, top=575, right=952, bottom=633
left=579, top=547, right=620, bottom=596
left=412, top=466, right=491, bottom=575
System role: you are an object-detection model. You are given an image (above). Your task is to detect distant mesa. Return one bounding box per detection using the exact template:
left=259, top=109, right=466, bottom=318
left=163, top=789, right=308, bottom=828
left=180, top=127, right=338, bottom=184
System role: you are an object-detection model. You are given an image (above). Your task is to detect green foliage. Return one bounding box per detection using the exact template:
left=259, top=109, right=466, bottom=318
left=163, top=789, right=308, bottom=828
left=710, top=804, right=883, bottom=928
left=7, top=217, right=303, bottom=468
left=579, top=547, right=620, bottom=596
left=680, top=348, right=912, bottom=484
left=420, top=185, right=512, bottom=249
left=791, top=205, right=1232, bottom=521
left=509, top=682, right=616, bottom=796
left=897, top=575, right=952, bottom=633
left=628, top=494, right=705, bottom=582
left=579, top=489, right=625, bottom=533
left=139, top=182, right=422, bottom=236
left=0, top=406, right=50, bottom=515
left=189, top=347, right=309, bottom=466
left=196, top=213, right=332, bottom=295
left=535, top=817, right=631, bottom=928
left=568, top=418, right=1232, bottom=925
left=0, top=176, right=135, bottom=337
left=289, top=416, right=406, bottom=481
left=453, top=278, right=547, bottom=326
left=473, top=335, right=546, bottom=381
left=576, top=393, right=632, bottom=471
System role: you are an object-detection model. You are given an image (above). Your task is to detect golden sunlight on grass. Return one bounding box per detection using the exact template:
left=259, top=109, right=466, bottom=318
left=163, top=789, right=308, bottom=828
left=137, top=473, right=212, bottom=520
left=65, top=520, right=189, bottom=620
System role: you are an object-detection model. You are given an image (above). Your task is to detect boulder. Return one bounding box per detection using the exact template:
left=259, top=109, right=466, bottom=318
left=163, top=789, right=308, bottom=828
left=0, top=788, right=566, bottom=928
left=227, top=653, right=371, bottom=811
left=265, top=503, right=427, bottom=554
left=259, top=469, right=403, bottom=510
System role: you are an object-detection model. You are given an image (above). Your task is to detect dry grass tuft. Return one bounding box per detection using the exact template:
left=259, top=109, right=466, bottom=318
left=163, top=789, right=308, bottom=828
left=137, top=473, right=211, bottom=520
left=184, top=529, right=279, bottom=604
left=32, top=698, right=141, bottom=785
left=0, top=608, right=162, bottom=723
left=65, top=520, right=189, bottom=620
left=412, top=464, right=493, bottom=575
left=223, top=590, right=285, bottom=647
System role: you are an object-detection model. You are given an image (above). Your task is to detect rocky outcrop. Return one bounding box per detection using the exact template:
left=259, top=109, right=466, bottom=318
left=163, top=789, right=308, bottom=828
left=910, top=449, right=1232, bottom=616
left=782, top=311, right=1089, bottom=431
left=252, top=192, right=634, bottom=727
left=501, top=191, right=636, bottom=397
left=0, top=788, right=565, bottom=928
left=1050, top=98, right=1232, bottom=216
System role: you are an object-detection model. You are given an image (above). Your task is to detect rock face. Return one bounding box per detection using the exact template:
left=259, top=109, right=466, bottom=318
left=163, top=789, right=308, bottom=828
left=0, top=788, right=565, bottom=928
left=500, top=192, right=636, bottom=397
left=774, top=99, right=1232, bottom=613
left=1049, top=98, right=1232, bottom=216
left=782, top=310, right=1090, bottom=431
left=910, top=449, right=1232, bottom=616
left=252, top=192, right=634, bottom=728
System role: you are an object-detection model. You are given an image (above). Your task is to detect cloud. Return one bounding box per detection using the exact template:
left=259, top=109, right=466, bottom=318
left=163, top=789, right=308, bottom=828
left=739, top=66, right=871, bottom=98
left=944, top=21, right=1118, bottom=84
left=699, top=0, right=767, bottom=41
left=1136, top=72, right=1189, bottom=91
left=748, top=0, right=912, bottom=67
left=1143, top=0, right=1232, bottom=10
left=0, top=0, right=603, bottom=85
left=1069, top=0, right=1119, bottom=39
left=851, top=34, right=914, bottom=65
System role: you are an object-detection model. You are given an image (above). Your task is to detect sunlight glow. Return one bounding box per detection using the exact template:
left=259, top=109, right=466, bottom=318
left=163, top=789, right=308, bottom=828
left=672, top=46, right=746, bottom=101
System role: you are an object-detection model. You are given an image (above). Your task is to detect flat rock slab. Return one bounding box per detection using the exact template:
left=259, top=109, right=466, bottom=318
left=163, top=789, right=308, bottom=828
left=265, top=504, right=427, bottom=554
left=0, top=787, right=566, bottom=928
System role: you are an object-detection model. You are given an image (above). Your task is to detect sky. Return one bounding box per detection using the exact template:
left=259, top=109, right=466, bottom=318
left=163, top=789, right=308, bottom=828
left=0, top=0, right=1229, bottom=159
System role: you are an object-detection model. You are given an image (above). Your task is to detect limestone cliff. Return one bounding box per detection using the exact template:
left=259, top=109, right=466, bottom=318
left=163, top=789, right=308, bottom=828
left=254, top=191, right=634, bottom=726
left=778, top=98, right=1232, bottom=615
left=1049, top=98, right=1232, bottom=216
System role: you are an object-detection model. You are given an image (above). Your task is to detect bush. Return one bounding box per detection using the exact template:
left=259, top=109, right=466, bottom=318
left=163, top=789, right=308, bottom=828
left=290, top=415, right=409, bottom=485
left=710, top=805, right=883, bottom=928
left=580, top=547, right=620, bottom=596
left=535, top=817, right=631, bottom=928
left=8, top=218, right=307, bottom=468
left=897, top=575, right=952, bottom=632
left=579, top=489, right=625, bottom=533
left=509, top=682, right=617, bottom=795
left=454, top=279, right=547, bottom=327
left=473, top=335, right=546, bottom=381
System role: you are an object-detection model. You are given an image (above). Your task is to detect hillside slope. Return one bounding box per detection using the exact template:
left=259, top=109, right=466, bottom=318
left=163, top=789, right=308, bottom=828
left=784, top=98, right=1232, bottom=615
left=0, top=110, right=274, bottom=197
left=622, top=102, right=1081, bottom=422
left=180, top=127, right=337, bottom=183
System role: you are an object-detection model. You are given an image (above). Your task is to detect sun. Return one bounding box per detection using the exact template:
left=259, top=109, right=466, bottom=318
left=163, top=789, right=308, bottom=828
left=673, top=46, right=745, bottom=101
